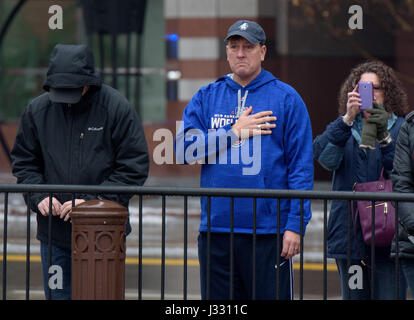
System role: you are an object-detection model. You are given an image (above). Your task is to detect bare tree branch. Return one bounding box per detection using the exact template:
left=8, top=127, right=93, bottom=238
left=380, top=0, right=413, bottom=31
left=289, top=0, right=414, bottom=86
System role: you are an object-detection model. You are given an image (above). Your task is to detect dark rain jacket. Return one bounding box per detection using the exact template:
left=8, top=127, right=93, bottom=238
left=313, top=113, right=404, bottom=260
left=391, top=110, right=414, bottom=258
left=11, top=44, right=149, bottom=250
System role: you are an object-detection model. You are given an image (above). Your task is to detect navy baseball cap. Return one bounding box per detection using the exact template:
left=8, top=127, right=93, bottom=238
left=225, top=20, right=266, bottom=45
left=49, top=87, right=83, bottom=104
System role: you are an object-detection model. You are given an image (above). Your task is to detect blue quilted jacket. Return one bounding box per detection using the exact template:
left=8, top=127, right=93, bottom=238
left=313, top=113, right=404, bottom=259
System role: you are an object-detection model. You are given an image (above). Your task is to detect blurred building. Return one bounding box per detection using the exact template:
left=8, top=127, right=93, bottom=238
left=0, top=0, right=413, bottom=182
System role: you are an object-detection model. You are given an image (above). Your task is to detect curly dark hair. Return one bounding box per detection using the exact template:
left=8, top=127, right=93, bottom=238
left=338, top=60, right=410, bottom=117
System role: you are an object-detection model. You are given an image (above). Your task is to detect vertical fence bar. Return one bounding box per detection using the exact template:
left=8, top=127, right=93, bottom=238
left=206, top=196, right=211, bottom=300
left=25, top=194, right=31, bottom=300
left=370, top=200, right=375, bottom=300
left=252, top=197, right=257, bottom=300
left=138, top=194, right=143, bottom=300
left=183, top=195, right=188, bottom=300
left=86, top=32, right=93, bottom=53
left=161, top=195, right=166, bottom=300
left=135, top=34, right=142, bottom=117
left=111, top=33, right=118, bottom=89
left=229, top=197, right=234, bottom=300
left=125, top=32, right=131, bottom=101
left=276, top=198, right=281, bottom=300
left=98, top=32, right=105, bottom=78
left=2, top=192, right=8, bottom=300
left=346, top=200, right=352, bottom=300
left=394, top=201, right=400, bottom=300
left=47, top=194, right=53, bottom=300
left=323, top=199, right=328, bottom=300
left=299, top=199, right=304, bottom=300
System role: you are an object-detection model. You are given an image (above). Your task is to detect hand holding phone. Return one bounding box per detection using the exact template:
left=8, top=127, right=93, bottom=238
left=344, top=86, right=362, bottom=124
left=358, top=81, right=373, bottom=110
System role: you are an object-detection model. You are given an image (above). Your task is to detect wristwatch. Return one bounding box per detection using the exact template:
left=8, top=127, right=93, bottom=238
left=379, top=133, right=392, bottom=147
left=342, top=116, right=354, bottom=127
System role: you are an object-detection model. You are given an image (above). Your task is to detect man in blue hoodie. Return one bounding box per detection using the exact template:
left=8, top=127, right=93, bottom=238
left=176, top=20, right=313, bottom=300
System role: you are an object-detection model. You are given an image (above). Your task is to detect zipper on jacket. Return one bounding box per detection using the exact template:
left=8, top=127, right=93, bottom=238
left=67, top=104, right=73, bottom=184
left=398, top=220, right=414, bottom=245
left=79, top=133, right=84, bottom=168
left=236, top=89, right=249, bottom=118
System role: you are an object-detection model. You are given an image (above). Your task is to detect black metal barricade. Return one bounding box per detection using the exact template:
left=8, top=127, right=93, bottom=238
left=1, top=184, right=414, bottom=300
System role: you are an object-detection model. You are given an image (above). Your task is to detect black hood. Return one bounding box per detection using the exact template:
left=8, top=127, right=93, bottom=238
left=43, top=44, right=102, bottom=91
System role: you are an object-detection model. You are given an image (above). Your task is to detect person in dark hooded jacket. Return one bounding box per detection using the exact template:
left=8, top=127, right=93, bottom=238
left=10, top=44, right=149, bottom=299
left=391, top=109, right=414, bottom=297
left=314, top=60, right=409, bottom=299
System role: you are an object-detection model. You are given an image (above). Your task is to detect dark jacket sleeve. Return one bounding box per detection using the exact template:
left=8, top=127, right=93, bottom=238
left=391, top=121, right=414, bottom=234
left=379, top=117, right=405, bottom=177
left=10, top=107, right=48, bottom=211
left=313, top=116, right=352, bottom=171
left=82, top=103, right=149, bottom=206
left=380, top=137, right=397, bottom=177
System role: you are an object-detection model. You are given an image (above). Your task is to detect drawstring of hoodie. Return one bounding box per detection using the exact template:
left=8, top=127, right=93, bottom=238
left=236, top=89, right=249, bottom=119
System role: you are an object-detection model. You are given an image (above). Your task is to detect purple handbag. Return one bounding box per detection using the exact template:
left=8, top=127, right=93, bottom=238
left=352, top=169, right=395, bottom=247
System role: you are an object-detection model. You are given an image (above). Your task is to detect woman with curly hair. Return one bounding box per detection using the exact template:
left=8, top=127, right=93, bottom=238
left=314, top=60, right=409, bottom=299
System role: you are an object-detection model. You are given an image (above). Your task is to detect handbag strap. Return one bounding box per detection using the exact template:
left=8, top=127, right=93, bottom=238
left=351, top=168, right=391, bottom=274
left=350, top=202, right=391, bottom=276
left=379, top=168, right=386, bottom=181
left=350, top=200, right=369, bottom=266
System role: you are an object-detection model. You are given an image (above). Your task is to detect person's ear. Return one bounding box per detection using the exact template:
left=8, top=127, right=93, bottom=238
left=82, top=85, right=90, bottom=96
left=260, top=45, right=267, bottom=62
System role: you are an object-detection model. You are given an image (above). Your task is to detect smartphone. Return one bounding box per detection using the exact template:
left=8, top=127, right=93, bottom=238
left=358, top=81, right=373, bottom=110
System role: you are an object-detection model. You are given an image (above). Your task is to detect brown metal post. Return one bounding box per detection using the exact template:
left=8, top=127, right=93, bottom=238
left=71, top=200, right=128, bottom=300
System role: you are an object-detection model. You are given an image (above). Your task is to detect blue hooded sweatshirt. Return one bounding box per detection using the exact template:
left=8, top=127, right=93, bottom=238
left=175, top=69, right=314, bottom=235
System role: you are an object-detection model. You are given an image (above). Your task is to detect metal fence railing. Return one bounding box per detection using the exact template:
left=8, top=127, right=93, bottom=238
left=1, top=184, right=414, bottom=300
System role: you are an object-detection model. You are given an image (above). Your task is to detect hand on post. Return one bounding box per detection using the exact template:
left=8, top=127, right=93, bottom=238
left=60, top=199, right=86, bottom=221
left=37, top=197, right=85, bottom=222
